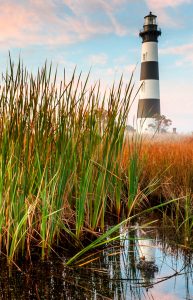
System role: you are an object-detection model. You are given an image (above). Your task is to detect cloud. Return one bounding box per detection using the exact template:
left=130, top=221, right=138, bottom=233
left=63, top=0, right=129, bottom=36
left=146, top=0, right=191, bottom=9
left=89, top=53, right=108, bottom=66
left=160, top=43, right=193, bottom=65
left=0, top=2, right=41, bottom=47
left=150, top=290, right=182, bottom=300
left=0, top=0, right=129, bottom=48
left=160, top=77, right=193, bottom=132
left=145, top=0, right=192, bottom=27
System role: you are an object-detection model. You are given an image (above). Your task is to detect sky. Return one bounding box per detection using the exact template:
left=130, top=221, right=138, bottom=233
left=0, top=0, right=193, bottom=133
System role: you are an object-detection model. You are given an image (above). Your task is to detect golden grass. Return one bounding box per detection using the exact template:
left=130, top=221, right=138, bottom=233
left=122, top=135, right=193, bottom=201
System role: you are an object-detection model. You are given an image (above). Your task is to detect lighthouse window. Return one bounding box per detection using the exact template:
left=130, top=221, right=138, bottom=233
left=141, top=82, right=145, bottom=92
left=149, top=17, right=153, bottom=24
left=143, top=53, right=145, bottom=61
left=144, top=16, right=156, bottom=25
left=143, top=52, right=147, bottom=61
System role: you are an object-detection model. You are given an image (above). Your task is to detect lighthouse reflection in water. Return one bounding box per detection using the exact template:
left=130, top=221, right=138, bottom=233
left=136, top=225, right=159, bottom=288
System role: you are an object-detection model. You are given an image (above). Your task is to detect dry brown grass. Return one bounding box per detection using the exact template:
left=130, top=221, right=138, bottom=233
left=122, top=135, right=193, bottom=201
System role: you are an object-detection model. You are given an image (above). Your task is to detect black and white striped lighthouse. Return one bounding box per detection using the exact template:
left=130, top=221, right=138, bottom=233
left=137, top=12, right=161, bottom=132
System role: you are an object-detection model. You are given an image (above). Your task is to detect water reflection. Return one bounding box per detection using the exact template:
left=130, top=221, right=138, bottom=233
left=0, top=226, right=192, bottom=299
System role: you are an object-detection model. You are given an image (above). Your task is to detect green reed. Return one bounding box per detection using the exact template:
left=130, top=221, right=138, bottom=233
left=173, top=193, right=193, bottom=247
left=1, top=58, right=191, bottom=263
left=0, top=58, right=139, bottom=260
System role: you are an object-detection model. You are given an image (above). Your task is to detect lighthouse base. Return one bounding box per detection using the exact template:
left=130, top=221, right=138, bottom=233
left=137, top=118, right=159, bottom=134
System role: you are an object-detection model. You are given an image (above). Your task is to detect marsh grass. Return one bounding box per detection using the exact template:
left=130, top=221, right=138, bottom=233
left=0, top=57, right=192, bottom=263
left=0, top=58, right=144, bottom=261
left=121, top=135, right=193, bottom=249
left=135, top=137, right=193, bottom=247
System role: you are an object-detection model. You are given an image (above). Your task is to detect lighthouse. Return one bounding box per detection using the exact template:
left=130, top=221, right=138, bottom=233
left=137, top=12, right=161, bottom=133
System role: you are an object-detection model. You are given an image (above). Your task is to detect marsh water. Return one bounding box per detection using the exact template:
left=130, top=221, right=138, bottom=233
left=0, top=226, right=192, bottom=300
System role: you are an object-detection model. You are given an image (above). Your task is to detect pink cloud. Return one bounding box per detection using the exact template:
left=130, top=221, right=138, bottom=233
left=63, top=0, right=129, bottom=36
left=0, top=2, right=41, bottom=47
left=160, top=77, right=193, bottom=132
left=0, top=0, right=129, bottom=48
left=150, top=290, right=181, bottom=300
left=145, top=0, right=192, bottom=27
left=160, top=43, right=193, bottom=65
left=146, top=0, right=191, bottom=9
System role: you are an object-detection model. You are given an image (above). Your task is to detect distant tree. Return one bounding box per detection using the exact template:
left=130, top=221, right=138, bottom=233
left=126, top=125, right=135, bottom=132
left=148, top=114, right=172, bottom=133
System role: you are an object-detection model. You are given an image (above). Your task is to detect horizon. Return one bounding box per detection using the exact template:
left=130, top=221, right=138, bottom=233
left=0, top=0, right=192, bottom=133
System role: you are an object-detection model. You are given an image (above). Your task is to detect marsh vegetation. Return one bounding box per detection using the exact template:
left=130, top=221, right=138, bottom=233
left=0, top=58, right=192, bottom=268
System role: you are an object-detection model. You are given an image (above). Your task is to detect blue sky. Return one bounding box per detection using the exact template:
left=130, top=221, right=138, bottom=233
left=0, top=0, right=193, bottom=133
